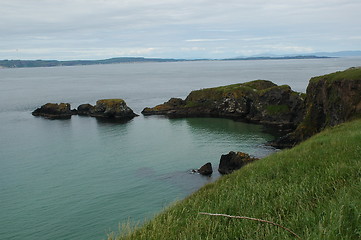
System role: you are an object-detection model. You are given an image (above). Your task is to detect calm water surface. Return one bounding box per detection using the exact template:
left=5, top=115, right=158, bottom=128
left=1, top=58, right=360, bottom=240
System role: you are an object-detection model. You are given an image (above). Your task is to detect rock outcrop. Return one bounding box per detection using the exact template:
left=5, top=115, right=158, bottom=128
left=271, top=67, right=361, bottom=148
left=33, top=99, right=137, bottom=120
left=142, top=80, right=305, bottom=130
left=218, top=151, right=258, bottom=175
left=197, top=162, right=213, bottom=176
left=88, top=99, right=138, bottom=119
left=77, top=104, right=94, bottom=115
left=32, top=103, right=74, bottom=119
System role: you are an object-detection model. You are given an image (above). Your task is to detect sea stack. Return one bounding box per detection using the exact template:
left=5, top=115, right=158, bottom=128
left=33, top=99, right=138, bottom=120
left=32, top=103, right=74, bottom=119
left=88, top=99, right=138, bottom=119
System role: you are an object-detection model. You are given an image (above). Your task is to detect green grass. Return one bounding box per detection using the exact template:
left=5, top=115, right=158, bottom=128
left=310, top=67, right=361, bottom=84
left=109, top=119, right=361, bottom=240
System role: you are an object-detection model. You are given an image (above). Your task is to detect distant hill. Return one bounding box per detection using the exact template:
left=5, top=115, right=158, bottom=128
left=1, top=51, right=360, bottom=68
left=0, top=57, right=188, bottom=68
left=312, top=50, right=361, bottom=57
left=0, top=56, right=332, bottom=68
left=224, top=55, right=331, bottom=61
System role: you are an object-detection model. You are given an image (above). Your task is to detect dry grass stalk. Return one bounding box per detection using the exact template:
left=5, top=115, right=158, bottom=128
left=198, top=212, right=301, bottom=239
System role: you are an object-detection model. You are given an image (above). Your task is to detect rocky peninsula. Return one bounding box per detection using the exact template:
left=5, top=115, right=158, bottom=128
left=142, top=80, right=305, bottom=130
left=143, top=67, right=361, bottom=149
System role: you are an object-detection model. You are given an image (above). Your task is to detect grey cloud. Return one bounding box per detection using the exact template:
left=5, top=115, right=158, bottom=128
left=0, top=0, right=360, bottom=59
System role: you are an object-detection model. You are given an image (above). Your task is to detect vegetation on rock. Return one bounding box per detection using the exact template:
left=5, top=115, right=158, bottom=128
left=273, top=67, right=361, bottom=148
left=90, top=99, right=138, bottom=119
left=33, top=99, right=138, bottom=120
left=142, top=80, right=305, bottom=130
left=32, top=103, right=73, bottom=119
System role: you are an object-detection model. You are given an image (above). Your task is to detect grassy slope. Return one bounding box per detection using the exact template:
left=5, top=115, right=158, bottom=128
left=110, top=119, right=361, bottom=240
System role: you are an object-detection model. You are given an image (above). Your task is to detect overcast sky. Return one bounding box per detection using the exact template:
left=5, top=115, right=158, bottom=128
left=1, top=0, right=360, bottom=60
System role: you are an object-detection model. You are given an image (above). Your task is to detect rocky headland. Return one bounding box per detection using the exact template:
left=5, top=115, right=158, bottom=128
left=143, top=67, right=361, bottom=149
left=142, top=80, right=306, bottom=130
left=32, top=99, right=138, bottom=120
left=272, top=67, right=361, bottom=148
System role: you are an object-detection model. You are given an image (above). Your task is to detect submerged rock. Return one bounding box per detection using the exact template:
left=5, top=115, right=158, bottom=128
left=197, top=162, right=213, bottom=176
left=32, top=103, right=73, bottom=119
left=142, top=80, right=305, bottom=130
left=218, top=151, right=258, bottom=175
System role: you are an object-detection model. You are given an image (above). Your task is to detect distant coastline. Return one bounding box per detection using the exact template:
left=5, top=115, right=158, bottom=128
left=0, top=55, right=332, bottom=69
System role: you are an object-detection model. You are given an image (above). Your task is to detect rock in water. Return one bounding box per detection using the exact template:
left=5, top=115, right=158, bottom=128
left=32, top=103, right=73, bottom=119
left=89, top=99, right=138, bottom=119
left=77, top=104, right=94, bottom=115
left=197, top=162, right=213, bottom=176
left=218, top=151, right=258, bottom=175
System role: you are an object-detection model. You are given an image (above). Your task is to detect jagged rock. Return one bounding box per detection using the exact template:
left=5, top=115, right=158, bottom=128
left=89, top=99, right=138, bottom=119
left=270, top=67, right=361, bottom=148
left=32, top=103, right=73, bottom=119
left=197, top=162, right=213, bottom=176
left=33, top=99, right=138, bottom=121
left=77, top=104, right=94, bottom=115
left=142, top=80, right=305, bottom=129
left=142, top=98, right=186, bottom=115
left=218, top=151, right=258, bottom=175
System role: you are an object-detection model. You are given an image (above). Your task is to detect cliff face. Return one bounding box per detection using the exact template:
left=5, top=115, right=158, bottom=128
left=142, top=80, right=305, bottom=129
left=273, top=67, right=361, bottom=147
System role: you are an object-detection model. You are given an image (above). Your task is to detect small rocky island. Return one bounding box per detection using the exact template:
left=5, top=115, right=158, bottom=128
left=32, top=99, right=138, bottom=120
left=142, top=80, right=305, bottom=130
left=32, top=103, right=75, bottom=119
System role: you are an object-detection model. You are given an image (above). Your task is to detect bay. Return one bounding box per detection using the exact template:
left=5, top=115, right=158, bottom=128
left=0, top=58, right=360, bottom=240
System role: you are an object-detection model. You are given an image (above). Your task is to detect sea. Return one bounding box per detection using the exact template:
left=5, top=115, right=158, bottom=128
left=1, top=58, right=360, bottom=240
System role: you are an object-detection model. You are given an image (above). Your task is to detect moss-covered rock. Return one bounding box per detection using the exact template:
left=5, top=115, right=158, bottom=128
left=32, top=103, right=74, bottom=119
left=33, top=99, right=137, bottom=121
left=142, top=80, right=305, bottom=129
left=89, top=99, right=138, bottom=119
left=272, top=67, right=361, bottom=148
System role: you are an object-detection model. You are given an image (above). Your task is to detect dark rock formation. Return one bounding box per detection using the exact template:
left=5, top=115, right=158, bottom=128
left=142, top=80, right=305, bottom=130
left=32, top=103, right=73, bottom=119
left=33, top=99, right=138, bottom=121
left=218, top=151, right=258, bottom=175
left=197, top=162, right=213, bottom=176
left=77, top=104, right=94, bottom=115
left=271, top=67, right=361, bottom=148
left=89, top=99, right=138, bottom=119
left=142, top=98, right=186, bottom=115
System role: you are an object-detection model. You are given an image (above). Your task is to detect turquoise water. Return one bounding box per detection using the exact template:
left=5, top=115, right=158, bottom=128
left=1, top=58, right=360, bottom=239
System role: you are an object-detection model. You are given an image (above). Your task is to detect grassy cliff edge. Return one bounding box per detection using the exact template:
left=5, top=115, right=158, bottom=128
left=109, top=118, right=361, bottom=239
